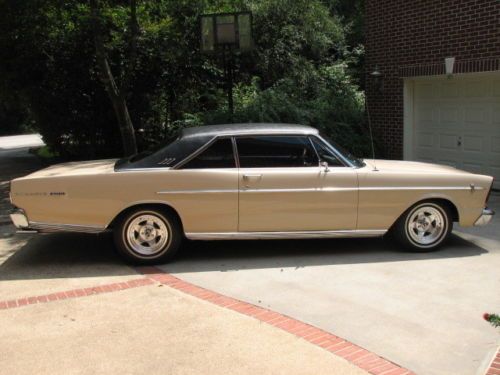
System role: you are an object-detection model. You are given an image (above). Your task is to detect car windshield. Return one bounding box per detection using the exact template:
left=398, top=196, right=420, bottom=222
left=320, top=133, right=365, bottom=168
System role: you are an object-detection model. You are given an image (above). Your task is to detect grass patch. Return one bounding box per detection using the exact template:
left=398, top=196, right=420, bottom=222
left=34, top=146, right=59, bottom=159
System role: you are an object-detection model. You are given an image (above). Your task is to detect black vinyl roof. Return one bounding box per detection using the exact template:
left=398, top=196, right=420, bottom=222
left=115, top=123, right=319, bottom=170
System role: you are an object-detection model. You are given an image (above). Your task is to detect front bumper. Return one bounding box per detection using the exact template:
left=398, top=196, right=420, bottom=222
left=10, top=209, right=29, bottom=229
left=474, top=208, right=495, bottom=226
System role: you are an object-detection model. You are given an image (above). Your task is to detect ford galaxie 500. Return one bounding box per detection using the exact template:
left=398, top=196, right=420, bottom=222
left=9, top=124, right=494, bottom=264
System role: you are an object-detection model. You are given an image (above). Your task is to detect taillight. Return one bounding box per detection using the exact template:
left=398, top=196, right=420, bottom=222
left=485, top=179, right=494, bottom=205
left=8, top=180, right=12, bottom=204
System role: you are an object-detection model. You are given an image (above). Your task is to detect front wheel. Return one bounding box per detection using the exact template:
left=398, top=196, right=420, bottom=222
left=113, top=207, right=182, bottom=264
left=392, top=201, right=452, bottom=251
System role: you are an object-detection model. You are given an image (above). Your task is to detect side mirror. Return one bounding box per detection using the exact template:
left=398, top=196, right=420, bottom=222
left=320, top=160, right=330, bottom=172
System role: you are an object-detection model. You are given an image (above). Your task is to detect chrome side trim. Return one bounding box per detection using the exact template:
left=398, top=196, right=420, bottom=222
left=185, top=229, right=387, bottom=240
left=116, top=167, right=172, bottom=173
left=359, top=186, right=483, bottom=191
left=157, top=186, right=480, bottom=195
left=28, top=221, right=107, bottom=234
left=243, top=186, right=477, bottom=193
left=241, top=187, right=356, bottom=193
left=157, top=189, right=238, bottom=194
left=474, top=208, right=495, bottom=226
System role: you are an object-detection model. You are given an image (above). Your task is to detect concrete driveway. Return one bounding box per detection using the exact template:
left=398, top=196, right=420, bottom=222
left=156, top=195, right=500, bottom=375
left=1, top=141, right=369, bottom=375
left=1, top=138, right=498, bottom=375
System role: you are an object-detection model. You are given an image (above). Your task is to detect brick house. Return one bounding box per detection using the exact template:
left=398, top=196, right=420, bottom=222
left=365, top=0, right=499, bottom=187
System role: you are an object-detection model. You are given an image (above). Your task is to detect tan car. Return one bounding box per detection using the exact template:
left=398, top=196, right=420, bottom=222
left=9, top=123, right=495, bottom=264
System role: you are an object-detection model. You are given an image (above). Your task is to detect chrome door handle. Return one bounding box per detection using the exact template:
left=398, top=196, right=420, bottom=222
left=242, top=174, right=262, bottom=188
left=243, top=174, right=263, bottom=180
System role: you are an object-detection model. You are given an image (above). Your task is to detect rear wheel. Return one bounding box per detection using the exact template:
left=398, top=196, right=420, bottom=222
left=392, top=201, right=452, bottom=251
left=113, top=207, right=182, bottom=264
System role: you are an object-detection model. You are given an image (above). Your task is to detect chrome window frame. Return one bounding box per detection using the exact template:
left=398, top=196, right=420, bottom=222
left=311, top=135, right=355, bottom=168
left=171, top=132, right=358, bottom=170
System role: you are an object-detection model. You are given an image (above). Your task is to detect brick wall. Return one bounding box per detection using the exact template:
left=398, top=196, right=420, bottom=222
left=365, top=0, right=500, bottom=159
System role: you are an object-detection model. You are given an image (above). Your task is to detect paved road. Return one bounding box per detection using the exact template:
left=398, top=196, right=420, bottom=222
left=1, top=137, right=498, bottom=375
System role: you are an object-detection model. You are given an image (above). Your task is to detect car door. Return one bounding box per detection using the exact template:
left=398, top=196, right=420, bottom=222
left=236, top=135, right=358, bottom=232
left=164, top=137, right=239, bottom=233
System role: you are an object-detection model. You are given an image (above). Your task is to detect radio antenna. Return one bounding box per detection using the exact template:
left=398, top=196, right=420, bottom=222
left=364, top=95, right=378, bottom=171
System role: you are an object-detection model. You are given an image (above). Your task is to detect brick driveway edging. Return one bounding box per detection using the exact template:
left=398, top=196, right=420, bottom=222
left=0, top=265, right=416, bottom=375
left=137, top=266, right=415, bottom=375
left=484, top=348, right=500, bottom=375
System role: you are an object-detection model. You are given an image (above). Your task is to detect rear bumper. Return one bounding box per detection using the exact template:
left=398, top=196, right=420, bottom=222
left=474, top=208, right=495, bottom=226
left=9, top=209, right=105, bottom=234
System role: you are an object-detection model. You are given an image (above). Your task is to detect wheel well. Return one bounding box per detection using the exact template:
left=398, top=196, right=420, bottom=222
left=389, top=198, right=459, bottom=232
left=432, top=199, right=459, bottom=222
left=108, top=203, right=184, bottom=231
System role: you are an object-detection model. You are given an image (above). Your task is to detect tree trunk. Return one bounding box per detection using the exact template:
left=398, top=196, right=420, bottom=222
left=110, top=95, right=137, bottom=156
left=90, top=0, right=138, bottom=156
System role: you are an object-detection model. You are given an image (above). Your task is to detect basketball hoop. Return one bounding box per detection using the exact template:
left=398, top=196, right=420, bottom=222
left=200, top=12, right=253, bottom=122
left=200, top=12, right=253, bottom=53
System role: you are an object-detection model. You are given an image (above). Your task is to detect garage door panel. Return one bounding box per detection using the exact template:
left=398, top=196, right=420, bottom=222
left=440, top=81, right=460, bottom=98
left=491, top=79, right=500, bottom=96
left=415, top=106, right=436, bottom=128
left=464, top=80, right=488, bottom=97
left=463, top=162, right=485, bottom=174
left=417, top=132, right=434, bottom=147
left=412, top=73, right=500, bottom=186
left=439, top=134, right=460, bottom=150
left=464, top=106, right=488, bottom=129
left=492, top=137, right=500, bottom=153
left=439, top=107, right=460, bottom=128
left=462, top=135, right=483, bottom=152
left=493, top=109, right=500, bottom=125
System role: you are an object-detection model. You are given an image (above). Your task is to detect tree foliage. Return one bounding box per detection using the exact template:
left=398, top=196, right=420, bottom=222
left=0, top=0, right=372, bottom=159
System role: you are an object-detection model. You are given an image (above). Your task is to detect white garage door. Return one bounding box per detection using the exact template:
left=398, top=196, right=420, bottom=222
left=412, top=73, right=500, bottom=188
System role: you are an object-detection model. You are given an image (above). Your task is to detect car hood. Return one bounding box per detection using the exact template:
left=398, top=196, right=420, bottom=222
left=362, top=159, right=471, bottom=175
left=20, top=159, right=118, bottom=179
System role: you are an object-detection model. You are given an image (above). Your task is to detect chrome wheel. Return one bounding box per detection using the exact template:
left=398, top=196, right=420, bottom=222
left=125, top=213, right=170, bottom=256
left=406, top=205, right=447, bottom=247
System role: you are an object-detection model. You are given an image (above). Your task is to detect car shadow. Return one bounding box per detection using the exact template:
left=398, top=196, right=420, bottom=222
left=0, top=231, right=488, bottom=281
left=0, top=232, right=133, bottom=281
left=162, top=233, right=489, bottom=273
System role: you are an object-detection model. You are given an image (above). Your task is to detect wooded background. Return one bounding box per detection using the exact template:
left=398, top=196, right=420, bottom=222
left=0, top=0, right=375, bottom=159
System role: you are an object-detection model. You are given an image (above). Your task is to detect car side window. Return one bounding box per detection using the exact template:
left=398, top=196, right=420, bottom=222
left=310, top=137, right=344, bottom=167
left=181, top=138, right=235, bottom=169
left=236, top=136, right=318, bottom=168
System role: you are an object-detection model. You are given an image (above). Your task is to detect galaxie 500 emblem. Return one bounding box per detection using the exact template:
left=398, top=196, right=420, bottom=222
left=15, top=191, right=65, bottom=196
